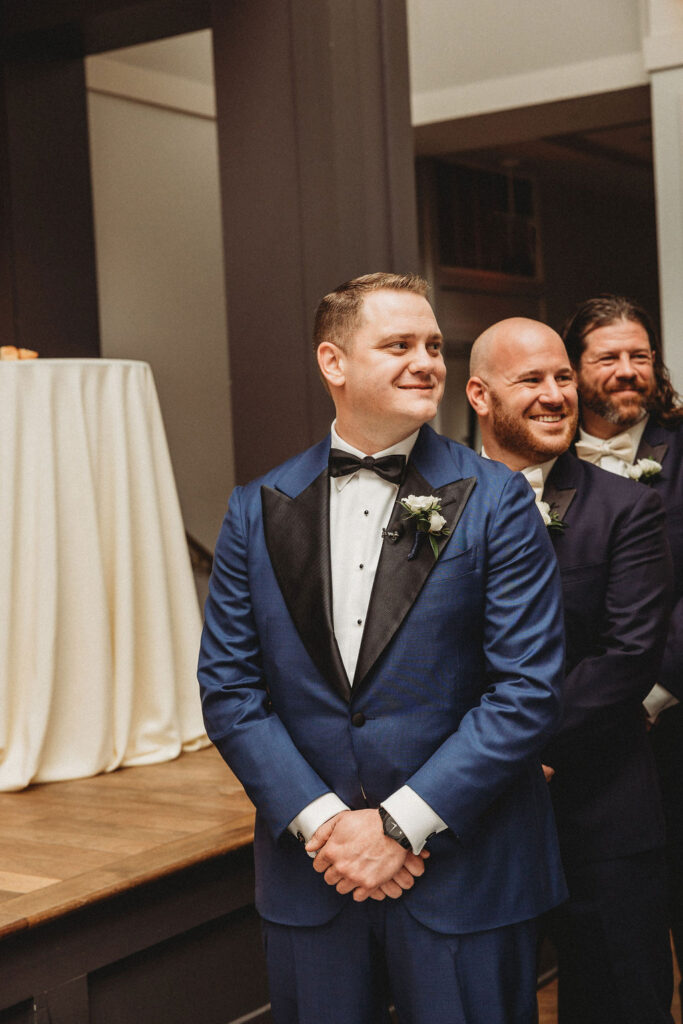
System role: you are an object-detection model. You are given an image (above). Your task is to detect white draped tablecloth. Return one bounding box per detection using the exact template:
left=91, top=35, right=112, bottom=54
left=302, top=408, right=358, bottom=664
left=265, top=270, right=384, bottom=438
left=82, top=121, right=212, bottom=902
left=0, top=359, right=209, bottom=790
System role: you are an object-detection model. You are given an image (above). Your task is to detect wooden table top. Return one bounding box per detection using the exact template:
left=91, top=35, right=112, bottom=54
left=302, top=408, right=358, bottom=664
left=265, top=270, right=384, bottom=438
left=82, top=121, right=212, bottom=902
left=0, top=746, right=254, bottom=940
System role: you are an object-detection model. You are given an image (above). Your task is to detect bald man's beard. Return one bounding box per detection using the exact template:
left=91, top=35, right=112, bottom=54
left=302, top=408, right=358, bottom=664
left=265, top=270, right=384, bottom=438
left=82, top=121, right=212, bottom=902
left=489, top=391, right=578, bottom=462
left=578, top=373, right=653, bottom=429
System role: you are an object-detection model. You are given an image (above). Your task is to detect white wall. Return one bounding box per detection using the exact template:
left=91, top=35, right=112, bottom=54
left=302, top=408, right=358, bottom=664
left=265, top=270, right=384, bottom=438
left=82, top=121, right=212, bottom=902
left=407, top=0, right=647, bottom=124
left=644, top=0, right=683, bottom=391
left=86, top=32, right=234, bottom=551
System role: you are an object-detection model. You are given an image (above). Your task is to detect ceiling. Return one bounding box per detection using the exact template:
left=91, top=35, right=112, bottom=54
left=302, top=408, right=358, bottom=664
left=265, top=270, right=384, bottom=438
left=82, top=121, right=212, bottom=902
left=416, top=88, right=655, bottom=200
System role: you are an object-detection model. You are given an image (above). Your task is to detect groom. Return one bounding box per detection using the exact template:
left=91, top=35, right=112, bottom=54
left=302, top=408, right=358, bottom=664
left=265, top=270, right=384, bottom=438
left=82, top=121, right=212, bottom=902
left=198, top=273, right=567, bottom=1024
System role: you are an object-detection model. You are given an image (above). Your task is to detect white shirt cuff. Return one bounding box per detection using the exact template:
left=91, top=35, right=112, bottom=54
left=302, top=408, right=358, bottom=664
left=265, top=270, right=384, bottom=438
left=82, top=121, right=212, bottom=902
left=381, top=786, right=448, bottom=854
left=288, top=793, right=348, bottom=850
left=643, top=684, right=680, bottom=723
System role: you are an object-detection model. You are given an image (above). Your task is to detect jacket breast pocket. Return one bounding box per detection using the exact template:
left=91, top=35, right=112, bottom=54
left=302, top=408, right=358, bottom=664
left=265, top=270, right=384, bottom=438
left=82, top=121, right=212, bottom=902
left=426, top=544, right=477, bottom=585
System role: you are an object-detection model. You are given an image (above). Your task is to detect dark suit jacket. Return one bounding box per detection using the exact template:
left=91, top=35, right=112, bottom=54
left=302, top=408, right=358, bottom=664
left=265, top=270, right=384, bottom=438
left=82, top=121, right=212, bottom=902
left=637, top=417, right=683, bottom=699
left=542, top=452, right=673, bottom=867
left=198, top=425, right=567, bottom=934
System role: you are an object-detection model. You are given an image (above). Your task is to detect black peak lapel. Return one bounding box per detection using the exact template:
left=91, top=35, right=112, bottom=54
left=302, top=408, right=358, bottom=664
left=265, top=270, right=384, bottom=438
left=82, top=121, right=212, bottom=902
left=352, top=461, right=476, bottom=691
left=543, top=457, right=577, bottom=522
left=636, top=436, right=668, bottom=465
left=262, top=473, right=351, bottom=702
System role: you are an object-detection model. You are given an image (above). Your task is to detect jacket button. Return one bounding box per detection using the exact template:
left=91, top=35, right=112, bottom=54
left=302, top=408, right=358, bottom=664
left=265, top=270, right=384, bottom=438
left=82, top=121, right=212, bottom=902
left=351, top=712, right=365, bottom=727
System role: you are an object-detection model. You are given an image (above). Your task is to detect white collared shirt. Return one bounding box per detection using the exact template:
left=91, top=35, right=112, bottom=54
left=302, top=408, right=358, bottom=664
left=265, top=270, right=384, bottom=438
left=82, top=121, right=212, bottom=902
left=288, top=423, right=448, bottom=854
left=575, top=414, right=678, bottom=720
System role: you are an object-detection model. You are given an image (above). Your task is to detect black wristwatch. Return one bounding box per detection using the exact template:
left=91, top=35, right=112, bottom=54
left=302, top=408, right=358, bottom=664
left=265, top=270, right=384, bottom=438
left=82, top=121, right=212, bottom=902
left=379, top=806, right=412, bottom=850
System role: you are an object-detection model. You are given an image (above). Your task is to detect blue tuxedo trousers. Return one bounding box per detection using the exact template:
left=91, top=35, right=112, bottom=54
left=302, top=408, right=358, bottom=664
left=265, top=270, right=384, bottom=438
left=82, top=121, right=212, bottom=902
left=263, top=902, right=539, bottom=1024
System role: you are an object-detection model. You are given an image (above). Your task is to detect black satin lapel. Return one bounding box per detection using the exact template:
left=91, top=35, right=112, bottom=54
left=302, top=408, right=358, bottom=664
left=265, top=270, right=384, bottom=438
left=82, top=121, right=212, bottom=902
left=636, top=437, right=668, bottom=464
left=352, top=465, right=477, bottom=690
left=542, top=480, right=577, bottom=522
left=262, top=475, right=351, bottom=702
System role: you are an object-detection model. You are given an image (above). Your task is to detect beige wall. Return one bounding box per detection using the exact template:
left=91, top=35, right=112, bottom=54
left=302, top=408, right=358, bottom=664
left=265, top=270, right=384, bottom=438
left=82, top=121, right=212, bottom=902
left=86, top=32, right=234, bottom=551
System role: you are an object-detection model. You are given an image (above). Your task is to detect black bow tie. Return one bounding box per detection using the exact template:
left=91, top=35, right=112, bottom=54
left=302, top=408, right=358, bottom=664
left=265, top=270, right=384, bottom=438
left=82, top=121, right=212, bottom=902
left=328, top=448, right=406, bottom=485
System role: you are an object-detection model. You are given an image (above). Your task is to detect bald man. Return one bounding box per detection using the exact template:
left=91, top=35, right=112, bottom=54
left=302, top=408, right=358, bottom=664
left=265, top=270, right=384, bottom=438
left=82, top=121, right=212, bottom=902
left=467, top=318, right=675, bottom=1024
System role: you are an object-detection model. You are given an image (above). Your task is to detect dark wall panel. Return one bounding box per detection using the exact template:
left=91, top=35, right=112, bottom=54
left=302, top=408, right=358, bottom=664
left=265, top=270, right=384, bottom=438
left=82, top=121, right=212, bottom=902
left=1, top=49, right=100, bottom=356
left=0, top=1, right=210, bottom=56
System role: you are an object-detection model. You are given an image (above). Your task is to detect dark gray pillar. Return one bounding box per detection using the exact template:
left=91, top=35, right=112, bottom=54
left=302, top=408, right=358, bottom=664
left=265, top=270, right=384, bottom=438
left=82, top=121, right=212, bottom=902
left=0, top=44, right=101, bottom=356
left=211, top=0, right=418, bottom=482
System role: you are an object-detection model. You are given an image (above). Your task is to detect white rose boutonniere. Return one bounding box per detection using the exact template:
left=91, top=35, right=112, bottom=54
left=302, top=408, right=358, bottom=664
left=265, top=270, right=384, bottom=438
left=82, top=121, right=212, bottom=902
left=429, top=510, right=447, bottom=533
left=627, top=457, right=662, bottom=483
left=537, top=500, right=566, bottom=533
left=402, top=495, right=440, bottom=513
left=400, top=494, right=450, bottom=559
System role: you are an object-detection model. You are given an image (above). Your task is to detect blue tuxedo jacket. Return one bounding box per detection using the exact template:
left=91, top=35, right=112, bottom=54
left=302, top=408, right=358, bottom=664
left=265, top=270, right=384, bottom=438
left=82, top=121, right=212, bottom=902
left=637, top=418, right=683, bottom=699
left=198, top=425, right=567, bottom=934
left=542, top=453, right=673, bottom=867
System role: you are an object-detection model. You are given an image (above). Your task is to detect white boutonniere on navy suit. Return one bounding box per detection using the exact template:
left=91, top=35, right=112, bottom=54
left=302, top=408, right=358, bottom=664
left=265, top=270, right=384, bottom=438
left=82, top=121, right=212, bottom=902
left=627, top=457, right=662, bottom=483
left=400, top=494, right=450, bottom=559
left=538, top=500, right=567, bottom=533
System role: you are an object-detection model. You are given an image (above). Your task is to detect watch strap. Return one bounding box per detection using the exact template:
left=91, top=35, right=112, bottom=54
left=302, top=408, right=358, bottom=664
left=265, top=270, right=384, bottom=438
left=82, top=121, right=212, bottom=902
left=379, top=805, right=412, bottom=850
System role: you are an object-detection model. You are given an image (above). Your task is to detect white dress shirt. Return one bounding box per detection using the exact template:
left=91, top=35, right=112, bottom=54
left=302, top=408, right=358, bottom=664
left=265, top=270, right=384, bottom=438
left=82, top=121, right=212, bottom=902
left=574, top=415, right=678, bottom=721
left=288, top=423, right=448, bottom=854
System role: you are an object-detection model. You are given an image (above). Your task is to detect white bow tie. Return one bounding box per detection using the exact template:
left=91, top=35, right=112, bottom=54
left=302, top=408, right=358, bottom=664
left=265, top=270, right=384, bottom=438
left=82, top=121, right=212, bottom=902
left=575, top=434, right=634, bottom=466
left=523, top=465, right=545, bottom=503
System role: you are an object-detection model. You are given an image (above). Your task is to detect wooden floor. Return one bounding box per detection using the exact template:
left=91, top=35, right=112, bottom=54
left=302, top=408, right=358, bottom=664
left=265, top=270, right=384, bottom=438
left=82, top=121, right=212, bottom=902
left=537, top=951, right=682, bottom=1023
left=0, top=745, right=255, bottom=940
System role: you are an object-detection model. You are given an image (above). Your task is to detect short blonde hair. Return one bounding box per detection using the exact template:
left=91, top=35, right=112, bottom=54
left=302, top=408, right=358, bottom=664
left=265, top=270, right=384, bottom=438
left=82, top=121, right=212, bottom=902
left=313, top=272, right=429, bottom=353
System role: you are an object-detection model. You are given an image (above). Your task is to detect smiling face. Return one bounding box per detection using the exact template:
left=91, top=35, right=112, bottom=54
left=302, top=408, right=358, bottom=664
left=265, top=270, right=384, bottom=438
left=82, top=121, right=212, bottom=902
left=317, top=288, right=446, bottom=452
left=577, top=319, right=656, bottom=437
left=466, top=319, right=578, bottom=470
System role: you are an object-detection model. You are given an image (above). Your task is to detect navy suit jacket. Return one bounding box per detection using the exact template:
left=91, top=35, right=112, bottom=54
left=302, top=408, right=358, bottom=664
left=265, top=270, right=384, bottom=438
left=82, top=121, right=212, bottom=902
left=637, top=417, right=683, bottom=699
left=541, top=452, right=673, bottom=867
left=198, top=425, right=567, bottom=934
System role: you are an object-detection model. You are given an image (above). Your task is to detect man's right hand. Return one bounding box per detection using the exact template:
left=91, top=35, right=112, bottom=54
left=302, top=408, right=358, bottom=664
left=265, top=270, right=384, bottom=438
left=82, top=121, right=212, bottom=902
left=361, top=849, right=430, bottom=902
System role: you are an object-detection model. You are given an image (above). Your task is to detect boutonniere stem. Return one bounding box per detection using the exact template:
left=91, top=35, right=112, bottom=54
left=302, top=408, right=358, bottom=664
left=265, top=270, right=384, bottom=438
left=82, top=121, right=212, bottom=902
left=400, top=495, right=450, bottom=560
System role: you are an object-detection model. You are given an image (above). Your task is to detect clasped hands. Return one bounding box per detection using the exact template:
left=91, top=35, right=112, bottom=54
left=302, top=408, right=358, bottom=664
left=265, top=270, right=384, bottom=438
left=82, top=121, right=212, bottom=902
left=305, top=808, right=429, bottom=902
